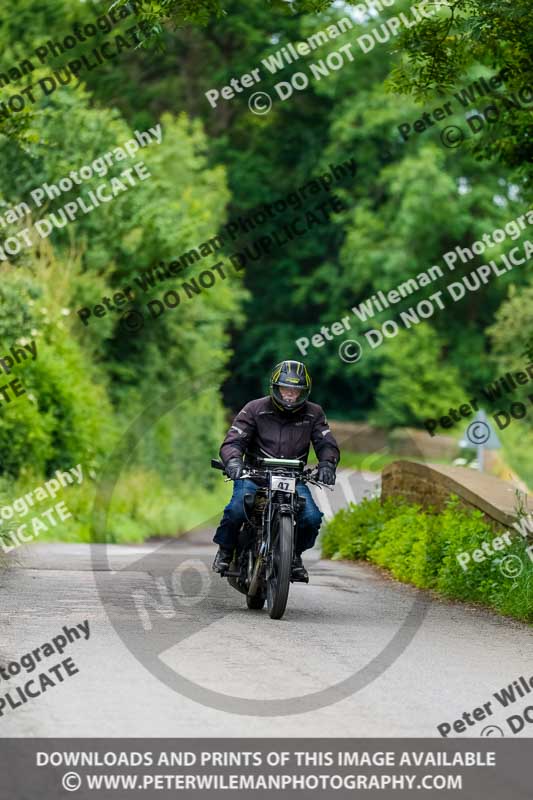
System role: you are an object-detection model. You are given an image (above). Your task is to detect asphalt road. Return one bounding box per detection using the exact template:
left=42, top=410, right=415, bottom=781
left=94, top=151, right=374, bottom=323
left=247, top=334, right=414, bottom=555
left=1, top=469, right=532, bottom=738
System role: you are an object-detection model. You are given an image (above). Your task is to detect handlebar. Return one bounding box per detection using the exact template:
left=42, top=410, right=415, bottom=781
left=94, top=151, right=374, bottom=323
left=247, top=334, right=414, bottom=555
left=210, top=458, right=331, bottom=489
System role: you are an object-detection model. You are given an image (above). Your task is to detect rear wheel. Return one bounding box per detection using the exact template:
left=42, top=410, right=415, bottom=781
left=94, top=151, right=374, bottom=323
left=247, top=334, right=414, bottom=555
left=245, top=545, right=265, bottom=610
left=266, top=513, right=293, bottom=620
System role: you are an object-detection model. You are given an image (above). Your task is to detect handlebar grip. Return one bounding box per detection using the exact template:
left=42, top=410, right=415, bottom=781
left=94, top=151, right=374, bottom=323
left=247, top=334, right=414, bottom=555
left=211, top=459, right=225, bottom=471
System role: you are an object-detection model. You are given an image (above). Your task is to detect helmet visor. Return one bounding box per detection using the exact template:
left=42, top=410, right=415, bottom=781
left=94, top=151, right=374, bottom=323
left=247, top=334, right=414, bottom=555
left=272, top=381, right=309, bottom=410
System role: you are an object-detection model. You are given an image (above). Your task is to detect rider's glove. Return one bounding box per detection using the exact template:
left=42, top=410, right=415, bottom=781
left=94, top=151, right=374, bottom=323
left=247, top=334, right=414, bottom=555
left=318, top=461, right=336, bottom=485
left=225, top=457, right=244, bottom=481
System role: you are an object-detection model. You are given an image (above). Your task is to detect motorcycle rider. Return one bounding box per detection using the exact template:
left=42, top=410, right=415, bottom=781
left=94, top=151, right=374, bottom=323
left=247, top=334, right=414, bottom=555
left=212, top=360, right=340, bottom=581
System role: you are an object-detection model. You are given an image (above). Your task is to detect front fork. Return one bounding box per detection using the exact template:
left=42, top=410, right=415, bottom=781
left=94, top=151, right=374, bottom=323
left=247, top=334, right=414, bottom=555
left=249, top=488, right=301, bottom=591
left=265, top=496, right=296, bottom=580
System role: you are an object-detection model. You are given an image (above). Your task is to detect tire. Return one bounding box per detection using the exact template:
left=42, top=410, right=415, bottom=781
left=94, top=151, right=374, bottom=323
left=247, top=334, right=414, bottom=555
left=246, top=593, right=266, bottom=610
left=266, top=513, right=293, bottom=620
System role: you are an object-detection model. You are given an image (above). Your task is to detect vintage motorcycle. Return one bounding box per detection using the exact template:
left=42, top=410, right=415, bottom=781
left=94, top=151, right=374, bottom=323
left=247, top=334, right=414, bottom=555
left=211, top=456, right=328, bottom=620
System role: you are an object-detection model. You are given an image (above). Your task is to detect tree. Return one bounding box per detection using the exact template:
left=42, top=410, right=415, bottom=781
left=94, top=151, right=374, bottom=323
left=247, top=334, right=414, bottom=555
left=369, top=324, right=466, bottom=427
left=386, top=0, right=532, bottom=182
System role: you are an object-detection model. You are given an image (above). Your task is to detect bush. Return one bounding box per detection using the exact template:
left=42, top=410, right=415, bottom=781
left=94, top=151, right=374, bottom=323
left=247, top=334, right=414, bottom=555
left=370, top=325, right=467, bottom=428
left=0, top=466, right=232, bottom=549
left=321, top=495, right=407, bottom=560
left=0, top=104, right=244, bottom=540
left=321, top=495, right=533, bottom=623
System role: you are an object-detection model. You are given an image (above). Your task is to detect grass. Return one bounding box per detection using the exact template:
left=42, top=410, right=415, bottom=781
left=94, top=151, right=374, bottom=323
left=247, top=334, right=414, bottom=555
left=338, top=450, right=454, bottom=472
left=0, top=467, right=232, bottom=547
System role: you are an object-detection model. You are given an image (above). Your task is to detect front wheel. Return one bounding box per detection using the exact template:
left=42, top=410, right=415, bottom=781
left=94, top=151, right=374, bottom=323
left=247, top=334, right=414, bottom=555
left=266, top=513, right=293, bottom=620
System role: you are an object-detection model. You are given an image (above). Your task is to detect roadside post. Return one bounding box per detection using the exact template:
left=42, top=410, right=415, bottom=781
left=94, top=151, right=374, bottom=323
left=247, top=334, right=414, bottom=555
left=460, top=408, right=501, bottom=472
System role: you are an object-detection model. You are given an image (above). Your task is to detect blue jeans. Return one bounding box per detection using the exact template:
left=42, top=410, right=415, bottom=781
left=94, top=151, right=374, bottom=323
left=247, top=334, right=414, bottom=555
left=213, top=478, right=323, bottom=554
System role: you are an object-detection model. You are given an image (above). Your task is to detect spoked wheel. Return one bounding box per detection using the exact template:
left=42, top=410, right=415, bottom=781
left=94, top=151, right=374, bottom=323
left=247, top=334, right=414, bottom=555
left=246, top=548, right=265, bottom=610
left=266, top=514, right=293, bottom=620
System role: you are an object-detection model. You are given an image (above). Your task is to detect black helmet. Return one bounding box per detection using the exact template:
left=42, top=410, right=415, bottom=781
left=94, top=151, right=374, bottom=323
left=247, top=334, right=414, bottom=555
left=270, top=360, right=311, bottom=412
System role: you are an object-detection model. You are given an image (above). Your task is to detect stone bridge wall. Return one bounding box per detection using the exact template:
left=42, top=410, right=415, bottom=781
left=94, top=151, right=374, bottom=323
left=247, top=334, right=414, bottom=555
left=381, top=460, right=532, bottom=535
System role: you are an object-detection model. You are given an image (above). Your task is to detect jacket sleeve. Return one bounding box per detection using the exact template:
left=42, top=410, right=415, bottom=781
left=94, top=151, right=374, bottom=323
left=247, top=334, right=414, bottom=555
left=220, top=403, right=257, bottom=464
left=311, top=407, right=340, bottom=466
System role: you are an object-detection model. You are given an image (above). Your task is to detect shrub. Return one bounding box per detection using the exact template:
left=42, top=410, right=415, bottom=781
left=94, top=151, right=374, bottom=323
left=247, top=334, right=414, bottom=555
left=321, top=495, right=405, bottom=560
left=321, top=495, right=533, bottom=623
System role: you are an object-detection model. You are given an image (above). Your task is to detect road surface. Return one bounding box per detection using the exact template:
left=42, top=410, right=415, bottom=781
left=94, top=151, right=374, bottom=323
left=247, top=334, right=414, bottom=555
left=1, top=469, right=532, bottom=737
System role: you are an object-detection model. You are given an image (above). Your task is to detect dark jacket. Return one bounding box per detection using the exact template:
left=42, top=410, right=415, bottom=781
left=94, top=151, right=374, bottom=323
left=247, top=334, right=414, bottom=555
left=220, top=396, right=340, bottom=467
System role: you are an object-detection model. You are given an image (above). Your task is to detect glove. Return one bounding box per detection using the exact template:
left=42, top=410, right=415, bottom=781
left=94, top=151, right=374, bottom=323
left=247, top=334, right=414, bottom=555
left=225, top=457, right=244, bottom=481
left=318, top=461, right=336, bottom=485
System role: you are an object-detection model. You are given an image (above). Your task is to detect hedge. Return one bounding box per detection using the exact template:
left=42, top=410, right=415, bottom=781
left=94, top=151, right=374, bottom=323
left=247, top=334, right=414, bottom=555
left=321, top=496, right=532, bottom=623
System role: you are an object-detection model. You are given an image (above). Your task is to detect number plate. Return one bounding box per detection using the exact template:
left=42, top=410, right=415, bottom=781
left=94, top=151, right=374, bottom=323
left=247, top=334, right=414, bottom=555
left=270, top=475, right=296, bottom=493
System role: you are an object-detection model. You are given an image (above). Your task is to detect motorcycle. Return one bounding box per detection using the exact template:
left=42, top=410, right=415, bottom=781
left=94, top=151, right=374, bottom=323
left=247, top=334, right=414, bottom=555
left=211, top=456, right=329, bottom=620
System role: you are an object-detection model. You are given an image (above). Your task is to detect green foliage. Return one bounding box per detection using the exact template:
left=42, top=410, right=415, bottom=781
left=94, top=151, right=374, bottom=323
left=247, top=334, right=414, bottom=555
left=370, top=325, right=467, bottom=427
left=487, top=278, right=533, bottom=371
left=334, top=449, right=453, bottom=472
left=0, top=465, right=232, bottom=547
left=0, top=38, right=244, bottom=535
left=322, top=495, right=533, bottom=622
left=114, top=0, right=227, bottom=31
left=0, top=0, right=531, bottom=543
left=322, top=494, right=409, bottom=560
left=387, top=0, right=533, bottom=181
left=484, top=276, right=533, bottom=482
left=110, top=0, right=532, bottom=181
left=0, top=250, right=115, bottom=478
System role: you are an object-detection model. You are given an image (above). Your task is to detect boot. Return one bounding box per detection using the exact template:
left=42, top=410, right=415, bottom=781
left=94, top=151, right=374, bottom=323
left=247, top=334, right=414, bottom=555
left=212, top=547, right=233, bottom=573
left=291, top=553, right=309, bottom=582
